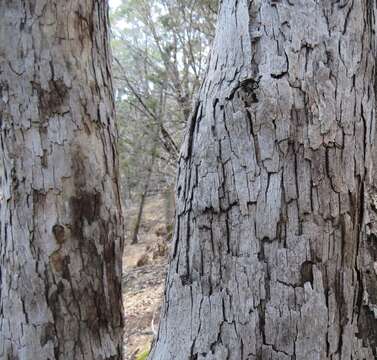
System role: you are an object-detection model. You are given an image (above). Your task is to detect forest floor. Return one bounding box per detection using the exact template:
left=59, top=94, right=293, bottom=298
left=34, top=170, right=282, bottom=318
left=123, top=194, right=170, bottom=360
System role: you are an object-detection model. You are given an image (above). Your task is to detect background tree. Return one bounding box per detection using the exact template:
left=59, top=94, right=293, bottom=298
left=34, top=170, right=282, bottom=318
left=111, top=0, right=217, bottom=224
left=0, top=1, right=124, bottom=359
left=150, top=1, right=377, bottom=359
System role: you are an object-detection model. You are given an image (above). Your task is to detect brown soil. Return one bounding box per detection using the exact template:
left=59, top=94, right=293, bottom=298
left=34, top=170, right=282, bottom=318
left=123, top=194, right=169, bottom=360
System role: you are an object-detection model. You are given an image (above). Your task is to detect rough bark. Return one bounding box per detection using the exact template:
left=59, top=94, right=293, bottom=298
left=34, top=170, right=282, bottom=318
left=0, top=1, right=124, bottom=359
left=150, top=1, right=377, bottom=359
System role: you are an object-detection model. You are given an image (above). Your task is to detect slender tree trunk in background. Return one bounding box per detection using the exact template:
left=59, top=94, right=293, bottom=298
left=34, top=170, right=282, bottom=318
left=132, top=148, right=157, bottom=245
left=150, top=1, right=377, bottom=359
left=163, top=185, right=175, bottom=235
left=132, top=84, right=166, bottom=245
left=131, top=188, right=147, bottom=245
left=0, top=1, right=124, bottom=359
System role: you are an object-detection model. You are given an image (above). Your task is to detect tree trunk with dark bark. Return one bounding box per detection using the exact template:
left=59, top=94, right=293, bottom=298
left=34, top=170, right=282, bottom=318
left=150, top=1, right=377, bottom=359
left=0, top=1, right=124, bottom=359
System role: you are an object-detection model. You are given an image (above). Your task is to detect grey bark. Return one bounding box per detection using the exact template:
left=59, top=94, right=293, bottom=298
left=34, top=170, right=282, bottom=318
left=0, top=1, right=124, bottom=359
left=150, top=1, right=377, bottom=359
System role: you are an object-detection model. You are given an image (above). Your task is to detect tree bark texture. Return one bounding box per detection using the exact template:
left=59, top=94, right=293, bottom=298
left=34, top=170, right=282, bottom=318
left=0, top=1, right=124, bottom=359
left=150, top=1, right=377, bottom=359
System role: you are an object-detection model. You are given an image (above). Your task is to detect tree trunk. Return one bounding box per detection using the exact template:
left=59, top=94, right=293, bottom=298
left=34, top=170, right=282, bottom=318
left=131, top=142, right=157, bottom=245
left=163, top=185, right=175, bottom=236
left=150, top=1, right=377, bottom=359
left=131, top=175, right=151, bottom=245
left=0, top=2, right=124, bottom=359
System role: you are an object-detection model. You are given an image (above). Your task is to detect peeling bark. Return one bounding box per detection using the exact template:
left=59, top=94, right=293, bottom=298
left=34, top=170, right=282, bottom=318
left=0, top=1, right=124, bottom=359
left=150, top=1, right=377, bottom=359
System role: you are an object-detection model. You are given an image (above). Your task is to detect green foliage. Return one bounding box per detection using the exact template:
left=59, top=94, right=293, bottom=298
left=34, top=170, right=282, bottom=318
left=136, top=349, right=149, bottom=360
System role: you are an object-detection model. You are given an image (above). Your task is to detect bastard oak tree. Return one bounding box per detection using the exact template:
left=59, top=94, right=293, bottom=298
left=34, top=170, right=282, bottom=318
left=0, top=1, right=124, bottom=359
left=150, top=1, right=377, bottom=359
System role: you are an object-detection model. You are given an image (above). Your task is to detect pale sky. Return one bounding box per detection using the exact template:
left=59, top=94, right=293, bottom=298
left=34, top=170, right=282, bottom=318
left=109, top=0, right=121, bottom=9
